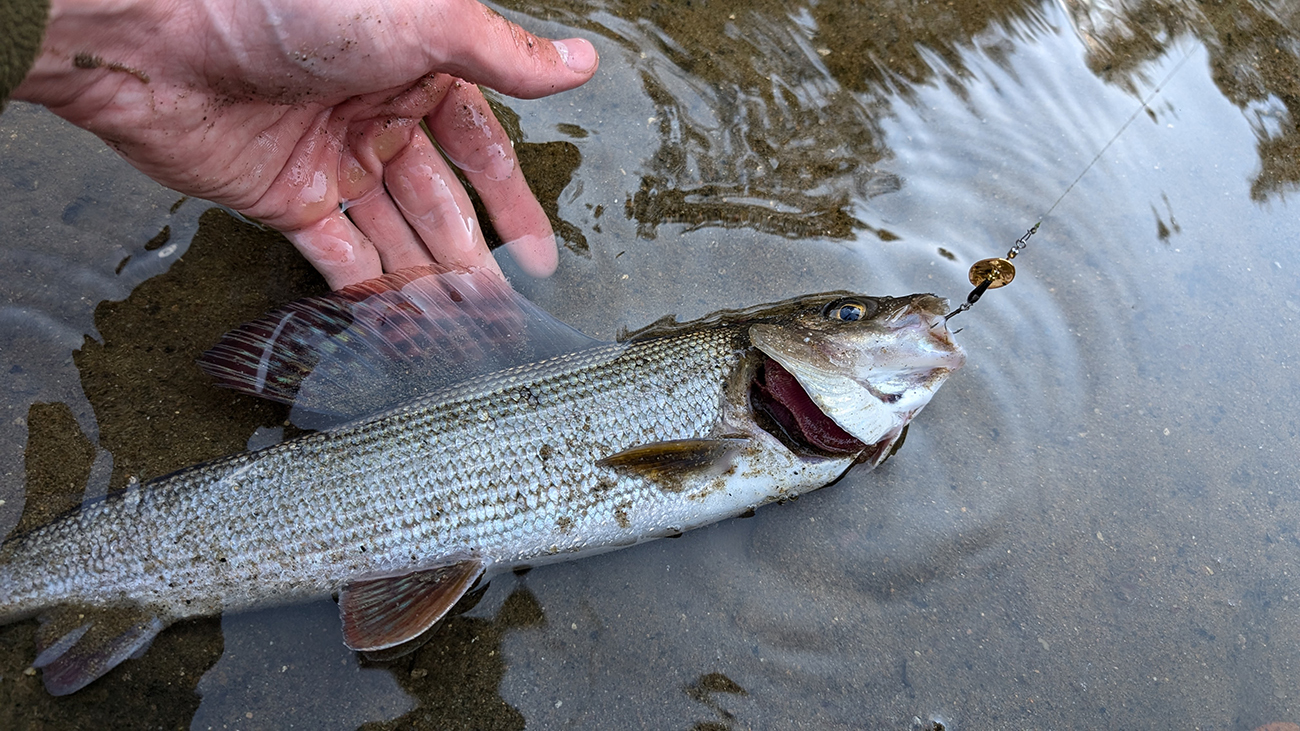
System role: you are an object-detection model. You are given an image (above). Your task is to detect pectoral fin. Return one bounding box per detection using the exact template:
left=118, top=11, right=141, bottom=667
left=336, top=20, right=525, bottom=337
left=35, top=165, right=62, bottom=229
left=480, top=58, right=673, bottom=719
left=597, top=439, right=746, bottom=491
left=338, top=558, right=485, bottom=652
left=33, top=604, right=166, bottom=695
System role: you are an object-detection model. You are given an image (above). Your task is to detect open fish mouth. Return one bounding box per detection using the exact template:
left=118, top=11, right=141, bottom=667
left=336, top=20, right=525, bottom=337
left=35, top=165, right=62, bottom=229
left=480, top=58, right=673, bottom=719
left=746, top=293, right=964, bottom=462
left=750, top=355, right=867, bottom=456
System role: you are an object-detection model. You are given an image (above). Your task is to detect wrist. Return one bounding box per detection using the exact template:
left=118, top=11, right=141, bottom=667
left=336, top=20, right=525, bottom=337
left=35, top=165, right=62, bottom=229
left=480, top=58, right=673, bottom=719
left=11, top=0, right=170, bottom=115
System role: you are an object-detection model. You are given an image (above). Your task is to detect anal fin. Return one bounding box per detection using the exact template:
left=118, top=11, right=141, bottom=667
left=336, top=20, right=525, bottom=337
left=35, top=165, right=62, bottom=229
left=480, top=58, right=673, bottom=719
left=339, top=558, right=485, bottom=652
left=33, top=604, right=167, bottom=695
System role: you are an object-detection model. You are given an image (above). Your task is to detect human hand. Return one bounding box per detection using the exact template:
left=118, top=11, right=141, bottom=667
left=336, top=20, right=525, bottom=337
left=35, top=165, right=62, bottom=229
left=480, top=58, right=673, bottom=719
left=13, top=0, right=598, bottom=287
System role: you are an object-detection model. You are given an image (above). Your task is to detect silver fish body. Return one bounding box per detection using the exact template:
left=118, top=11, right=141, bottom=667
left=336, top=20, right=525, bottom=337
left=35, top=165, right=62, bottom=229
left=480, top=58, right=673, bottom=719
left=0, top=267, right=964, bottom=694
left=5, top=334, right=755, bottom=615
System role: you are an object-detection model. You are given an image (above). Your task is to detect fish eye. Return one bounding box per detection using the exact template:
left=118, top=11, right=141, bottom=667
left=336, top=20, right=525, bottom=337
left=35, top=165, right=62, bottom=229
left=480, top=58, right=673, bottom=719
left=824, top=298, right=876, bottom=321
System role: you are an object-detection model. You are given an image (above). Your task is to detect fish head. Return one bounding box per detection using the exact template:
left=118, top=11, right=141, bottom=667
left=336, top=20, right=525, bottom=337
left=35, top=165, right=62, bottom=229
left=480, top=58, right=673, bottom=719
left=747, top=292, right=965, bottom=466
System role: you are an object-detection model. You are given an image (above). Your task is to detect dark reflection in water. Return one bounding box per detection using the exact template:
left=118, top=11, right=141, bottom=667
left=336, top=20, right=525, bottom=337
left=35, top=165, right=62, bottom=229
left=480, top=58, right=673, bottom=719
left=17, top=403, right=93, bottom=536
left=1062, top=0, right=1300, bottom=199
left=1, top=0, right=1300, bottom=728
left=684, top=671, right=750, bottom=730
left=515, top=0, right=930, bottom=240
left=513, top=0, right=1300, bottom=244
left=358, top=587, right=545, bottom=730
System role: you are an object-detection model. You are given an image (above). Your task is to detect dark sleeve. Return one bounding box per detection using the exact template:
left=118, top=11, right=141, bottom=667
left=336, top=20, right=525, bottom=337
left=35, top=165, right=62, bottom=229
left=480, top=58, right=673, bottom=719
left=1, top=0, right=51, bottom=109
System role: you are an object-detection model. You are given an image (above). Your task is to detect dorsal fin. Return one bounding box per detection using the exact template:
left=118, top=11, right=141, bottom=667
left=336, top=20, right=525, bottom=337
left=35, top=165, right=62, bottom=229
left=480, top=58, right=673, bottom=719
left=198, top=266, right=602, bottom=426
left=615, top=290, right=861, bottom=342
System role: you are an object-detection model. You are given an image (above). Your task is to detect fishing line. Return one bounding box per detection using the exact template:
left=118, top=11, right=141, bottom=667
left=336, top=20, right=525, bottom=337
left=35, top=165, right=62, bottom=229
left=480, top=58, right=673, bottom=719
left=941, top=48, right=1195, bottom=323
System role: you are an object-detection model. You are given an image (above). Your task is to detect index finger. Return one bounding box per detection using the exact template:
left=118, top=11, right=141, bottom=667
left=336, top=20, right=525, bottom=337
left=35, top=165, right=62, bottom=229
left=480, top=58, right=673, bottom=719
left=428, top=80, right=558, bottom=278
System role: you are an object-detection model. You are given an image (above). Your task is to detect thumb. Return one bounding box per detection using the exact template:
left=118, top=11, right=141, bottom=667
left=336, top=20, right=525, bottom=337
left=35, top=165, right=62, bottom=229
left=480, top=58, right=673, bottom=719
left=430, top=0, right=599, bottom=99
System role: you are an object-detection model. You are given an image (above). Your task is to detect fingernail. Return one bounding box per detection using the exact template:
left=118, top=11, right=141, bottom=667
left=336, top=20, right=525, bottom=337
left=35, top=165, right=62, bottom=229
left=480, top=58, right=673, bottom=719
left=553, top=38, right=598, bottom=74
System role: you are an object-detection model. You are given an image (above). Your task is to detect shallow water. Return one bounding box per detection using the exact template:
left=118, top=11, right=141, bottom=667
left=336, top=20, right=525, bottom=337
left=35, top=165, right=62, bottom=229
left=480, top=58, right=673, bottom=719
left=2, top=0, right=1299, bottom=728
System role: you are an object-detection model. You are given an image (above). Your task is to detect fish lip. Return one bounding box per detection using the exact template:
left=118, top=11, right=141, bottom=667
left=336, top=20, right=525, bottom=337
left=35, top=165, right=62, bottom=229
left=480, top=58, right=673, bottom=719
left=900, top=302, right=966, bottom=370
left=889, top=293, right=949, bottom=321
left=865, top=307, right=965, bottom=403
left=843, top=303, right=964, bottom=376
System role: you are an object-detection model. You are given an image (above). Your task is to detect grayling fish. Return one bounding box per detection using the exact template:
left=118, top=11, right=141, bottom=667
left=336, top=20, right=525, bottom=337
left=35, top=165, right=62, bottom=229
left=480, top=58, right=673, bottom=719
left=0, top=266, right=964, bottom=694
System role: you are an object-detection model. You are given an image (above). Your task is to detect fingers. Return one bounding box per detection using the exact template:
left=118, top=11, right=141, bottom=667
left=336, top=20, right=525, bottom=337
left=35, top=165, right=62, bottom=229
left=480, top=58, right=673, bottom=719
left=281, top=67, right=568, bottom=287
left=343, top=187, right=434, bottom=272
left=339, top=124, right=435, bottom=272
left=241, top=109, right=385, bottom=288
left=283, top=213, right=384, bottom=289
left=427, top=81, right=558, bottom=277
left=429, top=0, right=598, bottom=99
left=383, top=130, right=504, bottom=278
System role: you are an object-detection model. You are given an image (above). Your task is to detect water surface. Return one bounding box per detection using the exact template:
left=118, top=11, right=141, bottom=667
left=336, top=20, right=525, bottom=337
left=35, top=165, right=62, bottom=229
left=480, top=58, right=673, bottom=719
left=2, top=0, right=1299, bottom=728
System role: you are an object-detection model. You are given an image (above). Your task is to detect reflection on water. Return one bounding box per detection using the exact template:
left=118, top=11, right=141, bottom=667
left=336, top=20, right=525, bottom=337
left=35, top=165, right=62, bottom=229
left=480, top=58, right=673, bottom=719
left=1062, top=0, right=1300, bottom=199
left=2, top=0, right=1300, bottom=728
left=522, top=0, right=915, bottom=241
